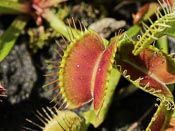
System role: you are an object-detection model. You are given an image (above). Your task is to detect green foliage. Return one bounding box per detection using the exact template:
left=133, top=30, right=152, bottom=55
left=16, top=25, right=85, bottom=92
left=0, top=15, right=28, bottom=62
left=0, top=0, right=30, bottom=14
left=25, top=107, right=87, bottom=131
left=0, top=0, right=69, bottom=61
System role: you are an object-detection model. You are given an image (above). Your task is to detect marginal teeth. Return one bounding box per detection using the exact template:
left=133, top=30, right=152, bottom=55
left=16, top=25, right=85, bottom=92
left=25, top=107, right=84, bottom=131
left=133, top=0, right=175, bottom=56
left=42, top=79, right=59, bottom=88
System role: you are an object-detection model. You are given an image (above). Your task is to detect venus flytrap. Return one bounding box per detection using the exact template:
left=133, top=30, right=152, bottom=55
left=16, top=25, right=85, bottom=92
left=116, top=1, right=175, bottom=130
left=115, top=38, right=175, bottom=130
left=30, top=1, right=175, bottom=130
left=0, top=1, right=121, bottom=129
left=25, top=22, right=121, bottom=130
left=146, top=99, right=172, bottom=131
left=42, top=20, right=120, bottom=122
left=0, top=0, right=174, bottom=130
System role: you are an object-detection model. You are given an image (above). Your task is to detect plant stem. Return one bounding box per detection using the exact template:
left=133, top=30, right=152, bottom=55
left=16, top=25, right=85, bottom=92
left=42, top=9, right=80, bottom=41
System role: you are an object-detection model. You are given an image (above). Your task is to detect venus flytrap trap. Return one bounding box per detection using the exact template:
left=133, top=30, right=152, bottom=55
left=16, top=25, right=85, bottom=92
left=116, top=1, right=175, bottom=130
left=24, top=21, right=121, bottom=130
left=132, top=0, right=175, bottom=55
left=43, top=19, right=120, bottom=121
left=24, top=107, right=86, bottom=131
left=146, top=99, right=172, bottom=131
left=132, top=0, right=174, bottom=25
left=115, top=35, right=175, bottom=130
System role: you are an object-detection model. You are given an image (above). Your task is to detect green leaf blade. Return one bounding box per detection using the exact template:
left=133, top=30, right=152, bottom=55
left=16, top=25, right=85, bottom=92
left=0, top=1, right=30, bottom=14
left=0, top=15, right=29, bottom=62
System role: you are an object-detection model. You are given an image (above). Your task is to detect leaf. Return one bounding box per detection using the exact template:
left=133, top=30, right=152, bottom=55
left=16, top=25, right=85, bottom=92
left=146, top=100, right=173, bottom=131
left=116, top=24, right=141, bottom=43
left=25, top=107, right=87, bottom=131
left=0, top=0, right=30, bottom=14
left=59, top=31, right=105, bottom=108
left=132, top=1, right=175, bottom=55
left=37, top=0, right=67, bottom=8
left=42, top=9, right=80, bottom=40
left=164, top=21, right=175, bottom=37
left=116, top=42, right=175, bottom=99
left=132, top=2, right=158, bottom=24
left=116, top=36, right=175, bottom=131
left=0, top=15, right=29, bottom=62
left=156, top=36, right=168, bottom=54
left=57, top=30, right=118, bottom=112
